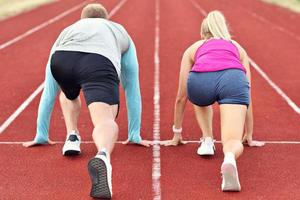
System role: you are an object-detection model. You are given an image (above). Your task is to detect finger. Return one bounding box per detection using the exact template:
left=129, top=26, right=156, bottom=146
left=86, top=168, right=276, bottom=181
left=159, top=140, right=172, bottom=145
left=48, top=140, right=56, bottom=145
left=121, top=139, right=130, bottom=145
left=139, top=140, right=151, bottom=147
left=141, top=140, right=154, bottom=146
left=179, top=140, right=187, bottom=145
left=163, top=141, right=178, bottom=146
left=22, top=141, right=37, bottom=148
left=249, top=140, right=265, bottom=147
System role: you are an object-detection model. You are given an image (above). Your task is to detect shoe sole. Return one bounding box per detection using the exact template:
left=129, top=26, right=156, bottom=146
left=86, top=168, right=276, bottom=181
left=88, top=158, right=112, bottom=199
left=221, top=163, right=241, bottom=192
left=197, top=149, right=214, bottom=156
left=197, top=147, right=214, bottom=156
left=63, top=150, right=81, bottom=156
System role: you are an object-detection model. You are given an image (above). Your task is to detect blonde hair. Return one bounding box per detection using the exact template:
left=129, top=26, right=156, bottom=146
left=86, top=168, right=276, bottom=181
left=200, top=10, right=231, bottom=40
left=81, top=3, right=108, bottom=19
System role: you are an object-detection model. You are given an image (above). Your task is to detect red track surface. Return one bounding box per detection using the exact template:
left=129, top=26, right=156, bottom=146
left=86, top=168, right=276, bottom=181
left=0, top=0, right=299, bottom=199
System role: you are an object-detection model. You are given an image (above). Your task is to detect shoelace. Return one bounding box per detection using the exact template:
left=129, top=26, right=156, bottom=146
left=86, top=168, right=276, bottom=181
left=67, top=134, right=80, bottom=142
left=200, top=137, right=216, bottom=150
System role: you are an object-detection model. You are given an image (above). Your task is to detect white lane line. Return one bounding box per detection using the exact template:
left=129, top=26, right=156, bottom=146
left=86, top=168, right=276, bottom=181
left=1, top=140, right=300, bottom=144
left=249, top=58, right=300, bottom=114
left=189, top=0, right=300, bottom=115
left=0, top=0, right=93, bottom=50
left=108, top=0, right=128, bottom=18
left=0, top=0, right=129, bottom=134
left=152, top=0, right=161, bottom=199
left=233, top=1, right=300, bottom=42
left=0, top=83, right=44, bottom=134
left=189, top=0, right=207, bottom=16
left=0, top=141, right=123, bottom=144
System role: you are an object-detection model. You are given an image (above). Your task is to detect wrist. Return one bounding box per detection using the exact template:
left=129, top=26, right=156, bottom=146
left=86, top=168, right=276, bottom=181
left=172, top=125, right=182, bottom=134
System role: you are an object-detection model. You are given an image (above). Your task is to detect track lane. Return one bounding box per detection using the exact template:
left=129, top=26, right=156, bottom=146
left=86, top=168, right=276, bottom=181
left=0, top=0, right=155, bottom=199
left=0, top=0, right=122, bottom=44
left=0, top=0, right=84, bottom=43
left=1, top=0, right=300, bottom=199
left=160, top=144, right=300, bottom=199
left=0, top=0, right=119, bottom=124
left=191, top=0, right=300, bottom=108
left=226, top=0, right=300, bottom=36
left=159, top=0, right=300, bottom=199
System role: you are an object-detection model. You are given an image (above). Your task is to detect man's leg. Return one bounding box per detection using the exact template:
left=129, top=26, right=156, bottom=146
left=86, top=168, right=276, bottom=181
left=89, top=102, right=118, bottom=159
left=87, top=102, right=118, bottom=199
left=59, top=92, right=81, bottom=133
left=59, top=92, right=82, bottom=155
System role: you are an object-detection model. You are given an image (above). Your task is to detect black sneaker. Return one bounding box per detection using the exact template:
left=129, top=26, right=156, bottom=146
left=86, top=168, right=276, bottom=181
left=88, top=155, right=112, bottom=199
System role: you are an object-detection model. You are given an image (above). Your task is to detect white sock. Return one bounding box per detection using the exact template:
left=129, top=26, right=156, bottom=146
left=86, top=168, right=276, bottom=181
left=68, top=130, right=78, bottom=135
left=224, top=152, right=236, bottom=165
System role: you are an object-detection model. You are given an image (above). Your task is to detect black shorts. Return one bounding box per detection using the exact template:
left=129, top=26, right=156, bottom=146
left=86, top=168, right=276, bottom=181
left=50, top=51, right=119, bottom=106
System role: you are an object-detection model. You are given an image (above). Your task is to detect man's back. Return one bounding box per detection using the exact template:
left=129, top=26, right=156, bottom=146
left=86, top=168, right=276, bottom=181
left=55, top=18, right=131, bottom=77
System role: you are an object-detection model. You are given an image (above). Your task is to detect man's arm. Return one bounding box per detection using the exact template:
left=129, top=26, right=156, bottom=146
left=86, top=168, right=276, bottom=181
left=23, top=28, right=69, bottom=147
left=33, top=58, right=59, bottom=143
left=120, top=40, right=142, bottom=144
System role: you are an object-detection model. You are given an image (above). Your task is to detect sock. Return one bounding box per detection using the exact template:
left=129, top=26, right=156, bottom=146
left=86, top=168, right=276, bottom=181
left=224, top=152, right=236, bottom=165
left=68, top=130, right=78, bottom=135
left=97, top=148, right=107, bottom=157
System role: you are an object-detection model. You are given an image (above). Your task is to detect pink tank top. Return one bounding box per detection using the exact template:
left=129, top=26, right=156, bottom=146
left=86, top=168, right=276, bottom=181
left=191, top=39, right=246, bottom=73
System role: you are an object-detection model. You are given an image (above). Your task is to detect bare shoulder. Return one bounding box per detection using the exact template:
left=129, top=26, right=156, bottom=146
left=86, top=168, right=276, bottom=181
left=185, top=40, right=205, bottom=61
left=231, top=40, right=248, bottom=57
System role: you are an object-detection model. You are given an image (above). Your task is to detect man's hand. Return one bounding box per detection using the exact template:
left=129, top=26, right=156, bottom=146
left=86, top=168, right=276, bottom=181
left=122, top=139, right=153, bottom=147
left=22, top=139, right=56, bottom=148
left=160, top=133, right=186, bottom=146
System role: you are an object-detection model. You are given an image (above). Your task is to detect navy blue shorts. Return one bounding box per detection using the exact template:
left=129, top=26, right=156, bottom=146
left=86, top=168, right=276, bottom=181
left=187, top=69, right=250, bottom=107
left=50, top=51, right=119, bottom=106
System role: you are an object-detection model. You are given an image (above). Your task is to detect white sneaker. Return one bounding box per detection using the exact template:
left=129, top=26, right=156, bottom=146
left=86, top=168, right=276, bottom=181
left=221, top=161, right=241, bottom=191
left=62, top=132, right=81, bottom=156
left=197, top=137, right=215, bottom=156
left=88, top=154, right=112, bottom=199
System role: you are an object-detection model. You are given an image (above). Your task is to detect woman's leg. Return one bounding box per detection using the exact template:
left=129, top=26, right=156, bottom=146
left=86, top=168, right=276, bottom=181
left=220, top=104, right=246, bottom=158
left=194, top=105, right=215, bottom=155
left=220, top=104, right=247, bottom=191
left=194, top=105, right=213, bottom=138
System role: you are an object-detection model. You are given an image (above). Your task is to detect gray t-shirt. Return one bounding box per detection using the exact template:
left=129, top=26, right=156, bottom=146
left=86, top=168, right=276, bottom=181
left=54, top=18, right=131, bottom=77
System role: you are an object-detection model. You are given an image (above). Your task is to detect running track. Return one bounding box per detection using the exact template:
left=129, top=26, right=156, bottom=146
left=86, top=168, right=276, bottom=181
left=0, top=0, right=299, bottom=199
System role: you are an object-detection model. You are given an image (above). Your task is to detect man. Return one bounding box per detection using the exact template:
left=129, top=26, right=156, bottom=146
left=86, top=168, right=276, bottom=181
left=23, top=3, right=150, bottom=198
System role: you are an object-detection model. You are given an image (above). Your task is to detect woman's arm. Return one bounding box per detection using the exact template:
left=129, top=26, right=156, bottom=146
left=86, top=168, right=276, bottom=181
left=162, top=42, right=200, bottom=146
left=234, top=41, right=265, bottom=147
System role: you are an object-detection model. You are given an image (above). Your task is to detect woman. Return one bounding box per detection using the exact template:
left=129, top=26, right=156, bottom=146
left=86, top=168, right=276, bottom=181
left=163, top=10, right=264, bottom=191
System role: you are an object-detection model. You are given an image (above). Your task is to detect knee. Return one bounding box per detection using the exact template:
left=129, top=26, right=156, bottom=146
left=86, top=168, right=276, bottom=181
left=60, top=92, right=81, bottom=106
left=94, top=119, right=118, bottom=132
left=222, top=139, right=243, bottom=150
left=59, top=92, right=67, bottom=103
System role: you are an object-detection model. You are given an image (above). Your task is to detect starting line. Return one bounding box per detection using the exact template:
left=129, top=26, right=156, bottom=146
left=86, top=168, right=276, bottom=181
left=0, top=140, right=300, bottom=145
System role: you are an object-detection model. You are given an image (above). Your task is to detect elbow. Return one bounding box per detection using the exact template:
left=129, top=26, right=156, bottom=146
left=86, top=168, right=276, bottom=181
left=175, top=95, right=187, bottom=105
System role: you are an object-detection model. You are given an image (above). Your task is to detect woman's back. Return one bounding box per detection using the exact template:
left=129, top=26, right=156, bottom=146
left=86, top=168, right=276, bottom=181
left=191, top=39, right=245, bottom=73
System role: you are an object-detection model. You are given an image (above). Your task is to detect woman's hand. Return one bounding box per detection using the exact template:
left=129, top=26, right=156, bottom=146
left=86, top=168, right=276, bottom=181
left=160, top=133, right=186, bottom=146
left=242, top=135, right=265, bottom=147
